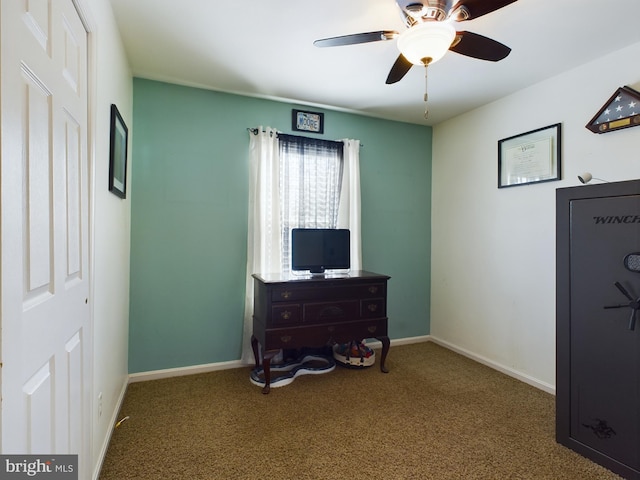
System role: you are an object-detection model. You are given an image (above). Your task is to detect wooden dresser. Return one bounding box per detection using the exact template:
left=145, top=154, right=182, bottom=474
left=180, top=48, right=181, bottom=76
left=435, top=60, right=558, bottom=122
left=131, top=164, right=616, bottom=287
left=251, top=270, right=390, bottom=393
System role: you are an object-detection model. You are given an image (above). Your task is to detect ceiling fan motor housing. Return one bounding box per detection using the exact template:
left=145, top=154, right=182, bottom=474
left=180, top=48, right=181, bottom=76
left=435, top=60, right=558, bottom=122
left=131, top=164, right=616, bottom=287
left=397, top=0, right=448, bottom=23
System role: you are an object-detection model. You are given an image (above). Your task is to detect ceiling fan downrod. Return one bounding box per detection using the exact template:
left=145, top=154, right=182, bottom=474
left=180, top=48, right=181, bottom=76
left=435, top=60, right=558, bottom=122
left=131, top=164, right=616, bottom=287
left=423, top=61, right=430, bottom=119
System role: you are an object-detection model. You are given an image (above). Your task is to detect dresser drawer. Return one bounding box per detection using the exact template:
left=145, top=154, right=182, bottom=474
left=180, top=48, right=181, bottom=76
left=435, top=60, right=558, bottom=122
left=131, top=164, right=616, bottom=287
left=361, top=298, right=386, bottom=317
left=360, top=283, right=385, bottom=298
left=271, top=304, right=302, bottom=325
left=303, top=300, right=359, bottom=323
left=271, top=282, right=386, bottom=303
left=330, top=318, right=388, bottom=343
left=263, top=318, right=388, bottom=350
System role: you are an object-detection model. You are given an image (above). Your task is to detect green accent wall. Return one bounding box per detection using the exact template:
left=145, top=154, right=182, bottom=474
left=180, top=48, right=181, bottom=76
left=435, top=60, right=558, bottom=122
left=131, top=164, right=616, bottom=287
left=129, top=78, right=432, bottom=373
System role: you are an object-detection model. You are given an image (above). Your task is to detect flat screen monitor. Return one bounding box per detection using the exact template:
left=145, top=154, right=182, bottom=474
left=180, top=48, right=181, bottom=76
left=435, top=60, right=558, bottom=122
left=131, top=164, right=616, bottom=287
left=291, top=228, right=350, bottom=274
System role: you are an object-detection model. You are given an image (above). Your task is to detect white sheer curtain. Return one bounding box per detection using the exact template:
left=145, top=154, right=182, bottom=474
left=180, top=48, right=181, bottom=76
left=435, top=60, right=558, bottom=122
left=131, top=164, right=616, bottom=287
left=338, top=139, right=362, bottom=270
left=242, top=131, right=362, bottom=363
left=242, top=127, right=282, bottom=362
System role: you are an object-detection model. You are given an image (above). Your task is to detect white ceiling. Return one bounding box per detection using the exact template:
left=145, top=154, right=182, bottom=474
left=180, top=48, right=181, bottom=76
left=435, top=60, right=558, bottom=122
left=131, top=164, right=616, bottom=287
left=108, top=0, right=640, bottom=126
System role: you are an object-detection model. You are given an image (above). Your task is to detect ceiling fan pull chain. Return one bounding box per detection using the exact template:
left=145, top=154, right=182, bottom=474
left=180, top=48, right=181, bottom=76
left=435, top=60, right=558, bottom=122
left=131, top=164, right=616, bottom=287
left=423, top=64, right=429, bottom=119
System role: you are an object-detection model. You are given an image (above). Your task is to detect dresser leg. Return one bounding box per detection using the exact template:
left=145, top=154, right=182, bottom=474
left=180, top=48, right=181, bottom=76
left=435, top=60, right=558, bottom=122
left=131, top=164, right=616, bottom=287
left=377, top=336, right=390, bottom=373
left=251, top=335, right=260, bottom=368
left=261, top=350, right=279, bottom=394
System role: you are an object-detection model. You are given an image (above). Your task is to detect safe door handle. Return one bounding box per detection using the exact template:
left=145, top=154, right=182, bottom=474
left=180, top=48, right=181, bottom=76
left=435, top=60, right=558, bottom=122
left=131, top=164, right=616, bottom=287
left=603, top=281, right=639, bottom=331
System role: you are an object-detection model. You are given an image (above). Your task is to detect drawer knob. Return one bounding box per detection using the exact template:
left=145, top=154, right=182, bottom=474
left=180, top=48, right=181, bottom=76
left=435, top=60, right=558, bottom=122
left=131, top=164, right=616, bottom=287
left=281, top=335, right=292, bottom=343
left=368, top=286, right=378, bottom=294
left=281, top=310, right=291, bottom=320
left=367, top=326, right=377, bottom=333
left=327, top=326, right=336, bottom=333
left=367, top=304, right=378, bottom=312
left=281, top=290, right=292, bottom=299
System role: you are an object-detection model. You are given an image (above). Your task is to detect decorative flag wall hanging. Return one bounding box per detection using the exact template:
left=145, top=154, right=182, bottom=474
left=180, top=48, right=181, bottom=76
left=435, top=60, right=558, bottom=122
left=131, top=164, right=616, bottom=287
left=586, top=85, right=640, bottom=134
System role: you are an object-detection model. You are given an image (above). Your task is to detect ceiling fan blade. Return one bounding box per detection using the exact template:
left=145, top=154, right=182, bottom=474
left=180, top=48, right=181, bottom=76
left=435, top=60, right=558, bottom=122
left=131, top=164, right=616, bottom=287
left=314, top=31, right=398, bottom=48
left=449, top=31, right=511, bottom=61
left=450, top=0, right=518, bottom=21
left=385, top=54, right=413, bottom=84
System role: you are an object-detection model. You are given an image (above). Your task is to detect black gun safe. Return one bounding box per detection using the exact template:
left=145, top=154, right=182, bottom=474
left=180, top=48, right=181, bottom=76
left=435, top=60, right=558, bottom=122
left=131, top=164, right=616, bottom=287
left=556, top=179, right=640, bottom=479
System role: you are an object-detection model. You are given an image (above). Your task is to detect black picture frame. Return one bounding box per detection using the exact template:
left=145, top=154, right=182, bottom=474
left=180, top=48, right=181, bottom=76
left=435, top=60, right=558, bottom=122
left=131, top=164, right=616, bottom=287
left=498, top=123, right=561, bottom=188
left=109, top=104, right=128, bottom=198
left=292, top=109, right=324, bottom=134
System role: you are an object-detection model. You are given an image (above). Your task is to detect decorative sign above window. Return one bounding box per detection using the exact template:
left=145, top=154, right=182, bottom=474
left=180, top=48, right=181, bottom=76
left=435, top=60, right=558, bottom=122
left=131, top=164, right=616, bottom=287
left=292, top=109, right=324, bottom=134
left=586, top=85, right=640, bottom=134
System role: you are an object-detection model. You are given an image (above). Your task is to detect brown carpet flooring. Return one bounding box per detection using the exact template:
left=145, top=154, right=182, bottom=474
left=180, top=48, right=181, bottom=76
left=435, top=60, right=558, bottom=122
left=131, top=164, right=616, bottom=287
left=99, top=342, right=621, bottom=479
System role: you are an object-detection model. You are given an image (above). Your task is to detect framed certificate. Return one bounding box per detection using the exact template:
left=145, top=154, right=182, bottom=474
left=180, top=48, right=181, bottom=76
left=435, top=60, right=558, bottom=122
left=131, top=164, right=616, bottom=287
left=292, top=109, right=324, bottom=134
left=498, top=123, right=561, bottom=188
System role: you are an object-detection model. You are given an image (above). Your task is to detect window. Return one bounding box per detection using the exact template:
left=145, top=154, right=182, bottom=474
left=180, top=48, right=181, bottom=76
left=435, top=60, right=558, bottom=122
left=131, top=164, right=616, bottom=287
left=244, top=127, right=361, bottom=361
left=278, top=134, right=344, bottom=272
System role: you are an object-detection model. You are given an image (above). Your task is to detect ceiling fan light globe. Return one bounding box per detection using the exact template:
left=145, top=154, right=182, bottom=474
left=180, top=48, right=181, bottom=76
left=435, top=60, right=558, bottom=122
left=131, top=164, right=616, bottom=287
left=397, top=21, right=456, bottom=66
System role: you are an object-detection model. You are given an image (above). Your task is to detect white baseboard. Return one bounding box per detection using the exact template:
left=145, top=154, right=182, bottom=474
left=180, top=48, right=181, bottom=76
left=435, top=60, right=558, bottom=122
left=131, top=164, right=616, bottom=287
left=390, top=334, right=431, bottom=346
left=128, top=336, right=431, bottom=384
left=93, top=376, right=128, bottom=480
left=128, top=359, right=248, bottom=383
left=366, top=334, right=431, bottom=349
left=125, top=334, right=554, bottom=396
left=429, top=336, right=556, bottom=395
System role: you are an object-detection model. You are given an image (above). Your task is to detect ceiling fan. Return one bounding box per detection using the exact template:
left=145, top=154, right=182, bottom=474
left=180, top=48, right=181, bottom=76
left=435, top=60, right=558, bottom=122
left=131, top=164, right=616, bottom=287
left=314, top=0, right=518, bottom=85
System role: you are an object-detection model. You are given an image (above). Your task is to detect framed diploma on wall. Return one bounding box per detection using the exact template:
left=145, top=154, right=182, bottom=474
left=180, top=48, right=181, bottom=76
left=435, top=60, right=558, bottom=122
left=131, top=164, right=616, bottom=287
left=498, top=123, right=561, bottom=188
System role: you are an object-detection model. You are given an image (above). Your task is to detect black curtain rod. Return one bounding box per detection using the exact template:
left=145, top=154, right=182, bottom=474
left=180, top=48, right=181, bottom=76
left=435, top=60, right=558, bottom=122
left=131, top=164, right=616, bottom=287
left=246, top=127, right=363, bottom=147
left=247, top=127, right=276, bottom=136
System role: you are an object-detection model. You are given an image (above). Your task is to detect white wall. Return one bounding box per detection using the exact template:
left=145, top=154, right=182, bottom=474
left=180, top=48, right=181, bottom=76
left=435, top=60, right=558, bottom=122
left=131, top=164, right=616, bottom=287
left=431, top=41, right=640, bottom=393
left=82, top=0, right=132, bottom=478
